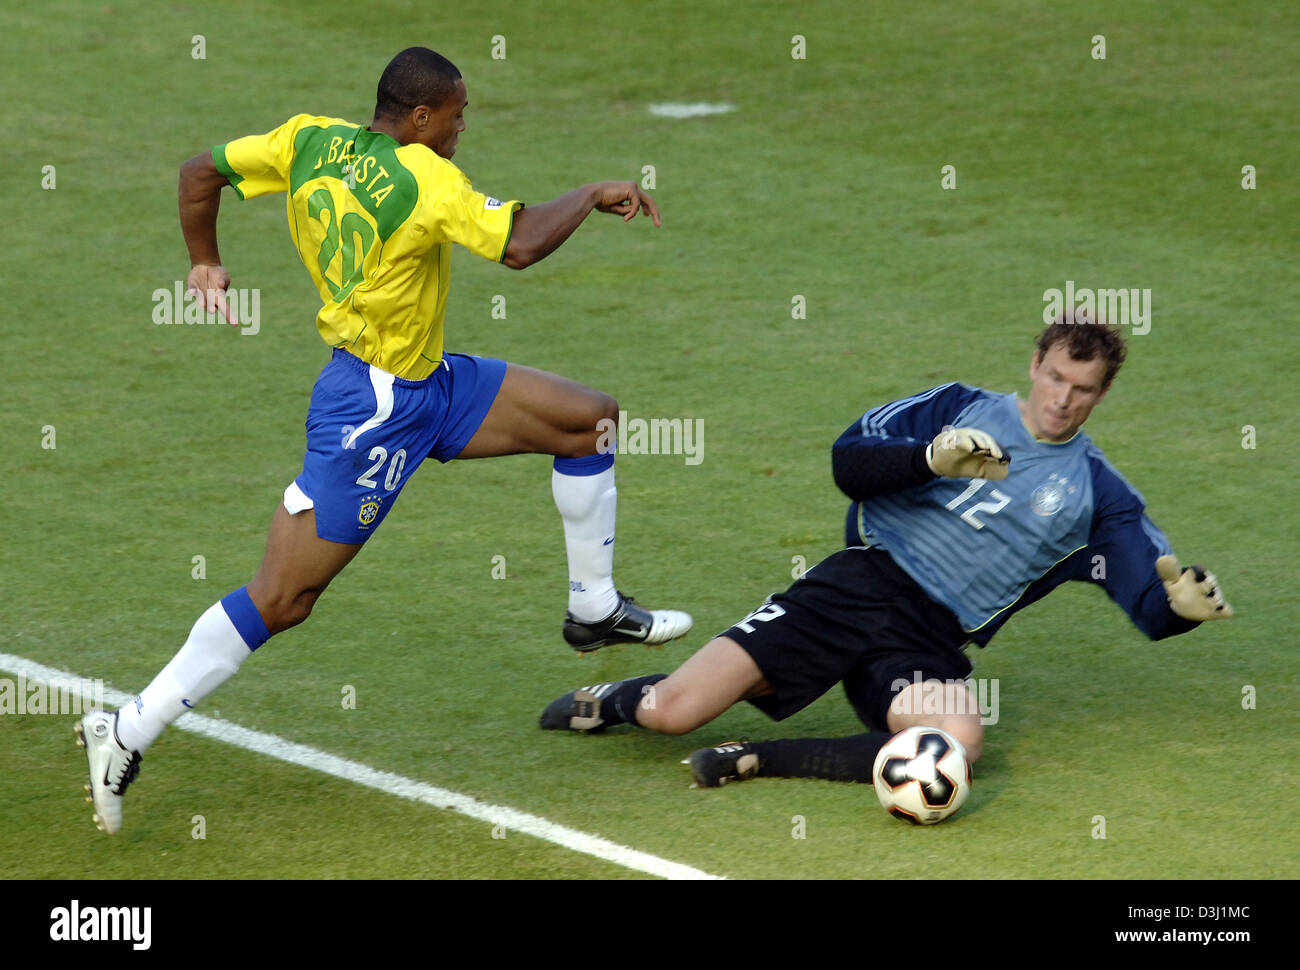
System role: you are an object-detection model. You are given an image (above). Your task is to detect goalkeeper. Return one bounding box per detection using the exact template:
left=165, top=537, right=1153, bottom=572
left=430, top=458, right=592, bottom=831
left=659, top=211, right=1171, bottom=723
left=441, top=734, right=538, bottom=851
left=540, top=316, right=1234, bottom=786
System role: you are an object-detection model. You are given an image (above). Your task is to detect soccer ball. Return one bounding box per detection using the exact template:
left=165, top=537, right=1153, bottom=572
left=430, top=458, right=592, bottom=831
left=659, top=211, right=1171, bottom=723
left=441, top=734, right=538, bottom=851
left=872, top=726, right=972, bottom=825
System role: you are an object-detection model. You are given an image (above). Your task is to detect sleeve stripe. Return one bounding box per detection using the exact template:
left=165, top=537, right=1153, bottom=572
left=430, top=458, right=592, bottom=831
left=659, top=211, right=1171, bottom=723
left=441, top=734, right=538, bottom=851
left=211, top=144, right=246, bottom=199
left=862, top=382, right=957, bottom=436
left=496, top=201, right=523, bottom=263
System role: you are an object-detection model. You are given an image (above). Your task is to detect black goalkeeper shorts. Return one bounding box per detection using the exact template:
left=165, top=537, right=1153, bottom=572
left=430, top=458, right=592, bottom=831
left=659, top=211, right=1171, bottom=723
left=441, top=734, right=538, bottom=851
left=721, top=546, right=973, bottom=732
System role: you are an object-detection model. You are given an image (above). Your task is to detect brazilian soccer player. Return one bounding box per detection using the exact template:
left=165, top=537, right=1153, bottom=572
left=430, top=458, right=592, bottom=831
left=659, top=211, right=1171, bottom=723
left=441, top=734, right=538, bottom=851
left=77, top=47, right=692, bottom=835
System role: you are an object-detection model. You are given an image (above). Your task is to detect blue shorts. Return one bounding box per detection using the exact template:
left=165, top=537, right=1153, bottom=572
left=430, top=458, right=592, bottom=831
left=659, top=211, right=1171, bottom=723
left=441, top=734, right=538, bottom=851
left=285, top=349, right=506, bottom=544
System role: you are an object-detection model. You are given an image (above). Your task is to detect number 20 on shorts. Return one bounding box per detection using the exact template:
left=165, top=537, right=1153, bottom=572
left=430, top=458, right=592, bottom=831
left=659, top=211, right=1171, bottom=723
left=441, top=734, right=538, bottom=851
left=355, top=447, right=407, bottom=490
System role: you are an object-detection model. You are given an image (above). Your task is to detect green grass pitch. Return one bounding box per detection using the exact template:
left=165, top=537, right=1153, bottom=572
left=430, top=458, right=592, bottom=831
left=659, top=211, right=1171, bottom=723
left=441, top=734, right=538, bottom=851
left=2, top=0, right=1297, bottom=881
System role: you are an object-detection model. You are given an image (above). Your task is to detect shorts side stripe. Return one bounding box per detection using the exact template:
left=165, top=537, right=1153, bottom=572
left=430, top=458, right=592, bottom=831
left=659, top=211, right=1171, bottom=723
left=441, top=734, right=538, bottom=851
left=342, top=365, right=397, bottom=450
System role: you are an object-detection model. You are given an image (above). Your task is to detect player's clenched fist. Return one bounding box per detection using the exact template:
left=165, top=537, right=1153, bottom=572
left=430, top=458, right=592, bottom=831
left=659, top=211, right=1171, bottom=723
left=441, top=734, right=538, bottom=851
left=926, top=427, right=1010, bottom=480
left=593, top=181, right=661, bottom=226
left=1156, top=556, right=1234, bottom=621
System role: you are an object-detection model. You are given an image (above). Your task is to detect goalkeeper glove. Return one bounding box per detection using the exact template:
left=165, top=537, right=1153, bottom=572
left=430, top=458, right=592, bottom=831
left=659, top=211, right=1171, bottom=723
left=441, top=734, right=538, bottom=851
left=926, top=428, right=1011, bottom=481
left=1155, top=556, right=1234, bottom=621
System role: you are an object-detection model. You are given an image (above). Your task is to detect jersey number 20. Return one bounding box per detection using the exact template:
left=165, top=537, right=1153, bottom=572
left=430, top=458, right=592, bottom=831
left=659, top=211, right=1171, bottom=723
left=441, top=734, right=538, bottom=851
left=307, top=188, right=376, bottom=300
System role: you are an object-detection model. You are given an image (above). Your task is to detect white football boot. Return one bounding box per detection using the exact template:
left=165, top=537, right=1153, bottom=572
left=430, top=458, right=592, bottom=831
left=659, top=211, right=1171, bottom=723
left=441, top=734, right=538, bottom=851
left=562, top=592, right=693, bottom=653
left=75, top=710, right=142, bottom=835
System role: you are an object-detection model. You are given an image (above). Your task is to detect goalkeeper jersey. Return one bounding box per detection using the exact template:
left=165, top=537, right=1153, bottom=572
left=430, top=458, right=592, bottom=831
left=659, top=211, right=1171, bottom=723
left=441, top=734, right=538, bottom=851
left=837, top=383, right=1197, bottom=646
left=212, top=115, right=522, bottom=379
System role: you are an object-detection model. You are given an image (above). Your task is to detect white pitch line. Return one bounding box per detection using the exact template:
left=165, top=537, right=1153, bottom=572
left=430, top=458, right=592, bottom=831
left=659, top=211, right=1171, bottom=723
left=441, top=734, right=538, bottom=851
left=1, top=652, right=722, bottom=881
left=648, top=101, right=737, bottom=118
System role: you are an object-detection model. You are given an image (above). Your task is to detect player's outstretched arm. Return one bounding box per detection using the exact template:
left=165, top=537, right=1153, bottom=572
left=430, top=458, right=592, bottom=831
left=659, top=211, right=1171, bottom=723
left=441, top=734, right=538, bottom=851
left=1156, top=556, right=1235, bottom=621
left=502, top=181, right=660, bottom=269
left=178, top=152, right=236, bottom=324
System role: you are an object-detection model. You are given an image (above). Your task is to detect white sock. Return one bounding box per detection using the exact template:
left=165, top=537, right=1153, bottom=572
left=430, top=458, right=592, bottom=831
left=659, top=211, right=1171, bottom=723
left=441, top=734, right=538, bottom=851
left=552, top=464, right=620, bottom=621
left=115, top=601, right=252, bottom=752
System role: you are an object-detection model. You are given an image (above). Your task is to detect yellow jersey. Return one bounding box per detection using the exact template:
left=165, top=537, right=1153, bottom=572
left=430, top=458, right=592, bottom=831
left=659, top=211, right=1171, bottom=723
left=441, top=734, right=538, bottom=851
left=212, top=114, right=521, bottom=379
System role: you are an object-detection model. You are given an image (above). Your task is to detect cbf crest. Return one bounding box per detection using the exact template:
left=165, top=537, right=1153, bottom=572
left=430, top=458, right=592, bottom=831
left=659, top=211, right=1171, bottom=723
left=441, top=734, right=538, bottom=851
left=358, top=493, right=383, bottom=529
left=1031, top=473, right=1077, bottom=517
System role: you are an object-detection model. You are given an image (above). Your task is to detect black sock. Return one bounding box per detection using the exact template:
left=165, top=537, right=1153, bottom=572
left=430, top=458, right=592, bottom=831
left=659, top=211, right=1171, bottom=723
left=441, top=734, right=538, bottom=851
left=593, top=674, right=668, bottom=727
left=750, top=732, right=892, bottom=782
